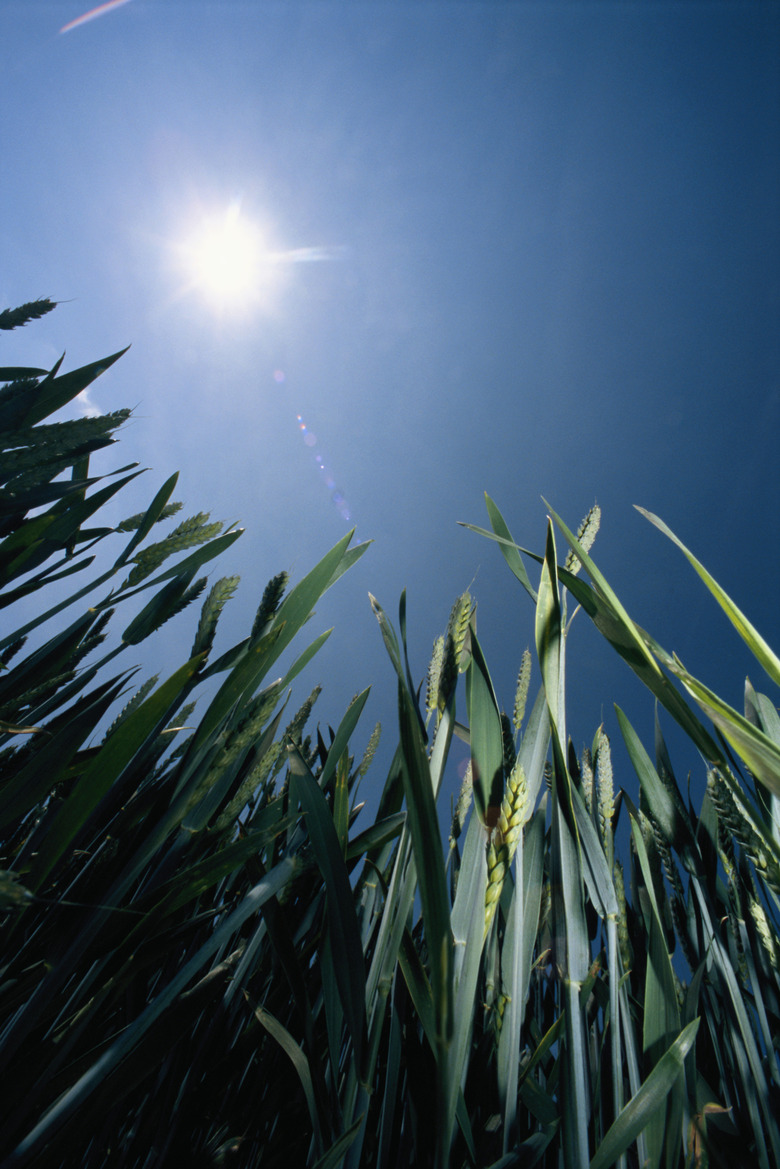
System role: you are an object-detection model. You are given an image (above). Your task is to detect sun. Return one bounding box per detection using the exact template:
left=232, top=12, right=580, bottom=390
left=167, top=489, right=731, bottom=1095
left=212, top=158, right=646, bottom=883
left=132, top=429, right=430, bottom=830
left=175, top=201, right=281, bottom=314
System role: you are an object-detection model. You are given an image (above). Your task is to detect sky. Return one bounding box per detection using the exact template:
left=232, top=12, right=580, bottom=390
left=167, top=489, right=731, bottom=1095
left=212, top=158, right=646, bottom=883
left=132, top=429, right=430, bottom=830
left=2, top=0, right=779, bottom=824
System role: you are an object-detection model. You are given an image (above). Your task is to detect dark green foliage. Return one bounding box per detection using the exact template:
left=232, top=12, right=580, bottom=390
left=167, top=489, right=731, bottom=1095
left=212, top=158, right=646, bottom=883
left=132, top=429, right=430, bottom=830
left=0, top=304, right=372, bottom=1168
left=0, top=302, right=778, bottom=1169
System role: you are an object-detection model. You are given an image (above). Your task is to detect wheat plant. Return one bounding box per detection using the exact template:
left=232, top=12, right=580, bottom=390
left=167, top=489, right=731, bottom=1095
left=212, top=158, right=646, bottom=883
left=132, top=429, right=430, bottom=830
left=0, top=302, right=777, bottom=1168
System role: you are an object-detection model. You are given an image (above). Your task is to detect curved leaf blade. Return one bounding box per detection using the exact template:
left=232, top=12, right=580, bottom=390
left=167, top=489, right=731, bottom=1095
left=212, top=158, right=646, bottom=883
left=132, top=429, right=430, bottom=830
left=589, top=1019, right=700, bottom=1169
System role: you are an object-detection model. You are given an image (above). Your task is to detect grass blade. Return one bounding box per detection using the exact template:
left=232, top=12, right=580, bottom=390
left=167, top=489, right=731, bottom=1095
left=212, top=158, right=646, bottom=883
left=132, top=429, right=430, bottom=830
left=637, top=507, right=780, bottom=691
left=2, top=858, right=298, bottom=1168
left=667, top=666, right=780, bottom=799
left=484, top=492, right=537, bottom=602
left=27, top=654, right=205, bottom=890
left=465, top=625, right=505, bottom=826
left=289, top=753, right=367, bottom=1073
left=248, top=998, right=325, bottom=1160
left=589, top=1020, right=700, bottom=1169
left=615, top=705, right=701, bottom=877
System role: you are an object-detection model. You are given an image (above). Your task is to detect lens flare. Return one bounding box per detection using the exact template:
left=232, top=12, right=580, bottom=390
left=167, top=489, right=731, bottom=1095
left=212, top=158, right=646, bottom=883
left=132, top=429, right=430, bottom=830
left=60, top=0, right=132, bottom=34
left=289, top=395, right=351, bottom=523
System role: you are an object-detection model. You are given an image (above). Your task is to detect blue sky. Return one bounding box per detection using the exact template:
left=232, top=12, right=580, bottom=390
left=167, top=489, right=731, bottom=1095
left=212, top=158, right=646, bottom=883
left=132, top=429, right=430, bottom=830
left=2, top=1, right=779, bottom=817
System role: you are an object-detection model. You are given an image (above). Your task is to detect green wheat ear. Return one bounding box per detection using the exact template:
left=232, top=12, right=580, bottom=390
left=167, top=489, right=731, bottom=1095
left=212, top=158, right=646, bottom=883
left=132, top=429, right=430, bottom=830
left=749, top=895, right=780, bottom=974
left=450, top=590, right=472, bottom=667
left=484, top=757, right=530, bottom=936
left=580, top=745, right=594, bottom=815
left=0, top=298, right=57, bottom=331
left=709, top=767, right=780, bottom=897
left=251, top=571, right=288, bottom=638
left=449, top=762, right=473, bottom=854
left=513, top=648, right=531, bottom=736
left=283, top=685, right=322, bottom=750
left=214, top=736, right=283, bottom=833
left=437, top=591, right=473, bottom=710
left=564, top=501, right=601, bottom=576
left=191, top=574, right=241, bottom=659
left=102, top=675, right=160, bottom=742
left=122, top=512, right=224, bottom=588
left=117, top=500, right=182, bottom=532
left=613, top=858, right=632, bottom=972
left=500, top=712, right=516, bottom=773
left=595, top=726, right=614, bottom=870
left=358, top=721, right=381, bottom=777
left=426, top=634, right=444, bottom=716
left=1, top=411, right=132, bottom=486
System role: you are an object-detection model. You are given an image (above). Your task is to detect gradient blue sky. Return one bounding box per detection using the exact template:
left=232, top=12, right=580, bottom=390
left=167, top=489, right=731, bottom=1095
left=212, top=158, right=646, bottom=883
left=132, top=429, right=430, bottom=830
left=2, top=1, right=779, bottom=815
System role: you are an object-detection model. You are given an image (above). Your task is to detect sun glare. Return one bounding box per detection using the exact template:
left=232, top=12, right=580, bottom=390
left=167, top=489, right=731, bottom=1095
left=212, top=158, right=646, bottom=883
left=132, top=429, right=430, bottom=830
left=177, top=202, right=279, bottom=314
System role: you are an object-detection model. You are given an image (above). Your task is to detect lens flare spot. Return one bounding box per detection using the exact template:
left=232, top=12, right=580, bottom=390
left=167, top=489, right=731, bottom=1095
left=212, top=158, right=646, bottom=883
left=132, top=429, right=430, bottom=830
left=280, top=375, right=353, bottom=524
